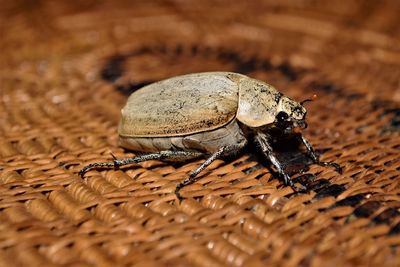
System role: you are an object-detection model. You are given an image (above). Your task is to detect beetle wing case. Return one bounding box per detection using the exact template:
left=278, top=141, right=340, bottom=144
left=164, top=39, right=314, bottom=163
left=118, top=72, right=244, bottom=137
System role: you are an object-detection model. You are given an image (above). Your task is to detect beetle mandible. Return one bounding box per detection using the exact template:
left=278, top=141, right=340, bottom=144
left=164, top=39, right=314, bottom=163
left=79, top=72, right=341, bottom=200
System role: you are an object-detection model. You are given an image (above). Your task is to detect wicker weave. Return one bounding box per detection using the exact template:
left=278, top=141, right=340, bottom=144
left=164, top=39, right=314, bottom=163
left=1, top=1, right=399, bottom=266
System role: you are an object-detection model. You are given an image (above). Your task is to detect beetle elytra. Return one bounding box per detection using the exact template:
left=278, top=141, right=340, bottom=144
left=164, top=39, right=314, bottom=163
left=80, top=72, right=341, bottom=200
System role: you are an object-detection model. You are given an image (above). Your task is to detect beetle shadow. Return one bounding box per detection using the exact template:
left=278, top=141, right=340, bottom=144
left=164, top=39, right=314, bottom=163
left=271, top=136, right=313, bottom=175
left=245, top=135, right=318, bottom=188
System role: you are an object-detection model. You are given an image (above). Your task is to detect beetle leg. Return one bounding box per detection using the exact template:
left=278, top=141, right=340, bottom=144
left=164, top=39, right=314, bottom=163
left=79, top=150, right=204, bottom=177
left=298, top=134, right=342, bottom=173
left=175, top=142, right=246, bottom=201
left=255, top=132, right=296, bottom=188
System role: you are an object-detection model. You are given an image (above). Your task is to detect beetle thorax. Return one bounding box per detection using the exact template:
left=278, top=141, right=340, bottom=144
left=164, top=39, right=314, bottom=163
left=236, top=77, right=306, bottom=128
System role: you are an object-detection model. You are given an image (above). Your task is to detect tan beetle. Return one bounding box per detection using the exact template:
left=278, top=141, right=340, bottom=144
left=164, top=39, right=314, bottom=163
left=80, top=72, right=340, bottom=200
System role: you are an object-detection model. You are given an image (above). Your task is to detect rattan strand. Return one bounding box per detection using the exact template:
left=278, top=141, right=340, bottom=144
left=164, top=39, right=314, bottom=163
left=0, top=1, right=399, bottom=266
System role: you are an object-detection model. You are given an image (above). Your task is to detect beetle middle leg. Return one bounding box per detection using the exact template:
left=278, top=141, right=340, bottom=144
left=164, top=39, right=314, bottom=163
left=175, top=141, right=246, bottom=201
left=298, top=134, right=342, bottom=173
left=79, top=150, right=204, bottom=177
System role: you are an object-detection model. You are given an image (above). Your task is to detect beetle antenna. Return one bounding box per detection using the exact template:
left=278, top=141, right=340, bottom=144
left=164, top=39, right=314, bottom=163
left=300, top=94, right=317, bottom=106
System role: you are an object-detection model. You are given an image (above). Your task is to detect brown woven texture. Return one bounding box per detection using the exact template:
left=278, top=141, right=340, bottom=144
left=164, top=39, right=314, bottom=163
left=1, top=1, right=400, bottom=266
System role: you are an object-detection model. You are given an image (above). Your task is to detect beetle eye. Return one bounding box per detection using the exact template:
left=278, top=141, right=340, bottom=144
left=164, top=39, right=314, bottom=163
left=276, top=111, right=289, bottom=122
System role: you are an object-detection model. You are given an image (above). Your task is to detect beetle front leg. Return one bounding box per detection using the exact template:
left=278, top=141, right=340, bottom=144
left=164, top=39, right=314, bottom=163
left=298, top=134, right=342, bottom=173
left=79, top=150, right=204, bottom=177
left=255, top=132, right=296, bottom=188
left=175, top=141, right=246, bottom=201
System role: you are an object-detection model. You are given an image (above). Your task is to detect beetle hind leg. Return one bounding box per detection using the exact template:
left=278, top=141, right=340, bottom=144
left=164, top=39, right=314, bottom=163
left=79, top=150, right=204, bottom=177
left=298, top=135, right=342, bottom=174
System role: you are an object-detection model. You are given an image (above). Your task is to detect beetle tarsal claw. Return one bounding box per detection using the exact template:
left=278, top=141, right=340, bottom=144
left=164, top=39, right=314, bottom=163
left=278, top=170, right=309, bottom=192
left=290, top=182, right=307, bottom=193
left=79, top=162, right=116, bottom=177
left=175, top=186, right=184, bottom=203
left=175, top=174, right=196, bottom=202
left=318, top=161, right=342, bottom=174
left=280, top=173, right=292, bottom=186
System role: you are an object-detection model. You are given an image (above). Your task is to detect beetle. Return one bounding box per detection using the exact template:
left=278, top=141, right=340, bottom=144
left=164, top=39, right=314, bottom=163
left=79, top=72, right=341, bottom=200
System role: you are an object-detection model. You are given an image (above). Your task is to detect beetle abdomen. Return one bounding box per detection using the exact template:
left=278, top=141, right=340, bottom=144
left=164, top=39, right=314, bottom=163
left=119, top=119, right=246, bottom=154
left=118, top=72, right=243, bottom=137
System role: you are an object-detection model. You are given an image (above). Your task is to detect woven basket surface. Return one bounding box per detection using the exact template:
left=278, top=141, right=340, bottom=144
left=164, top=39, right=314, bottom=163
left=1, top=1, right=400, bottom=266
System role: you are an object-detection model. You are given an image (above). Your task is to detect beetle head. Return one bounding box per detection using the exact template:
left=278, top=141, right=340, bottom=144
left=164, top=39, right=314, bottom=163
left=274, top=96, right=307, bottom=134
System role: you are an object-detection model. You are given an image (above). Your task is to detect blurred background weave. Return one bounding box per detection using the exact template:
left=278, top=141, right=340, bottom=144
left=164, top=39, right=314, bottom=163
left=0, top=1, right=399, bottom=266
